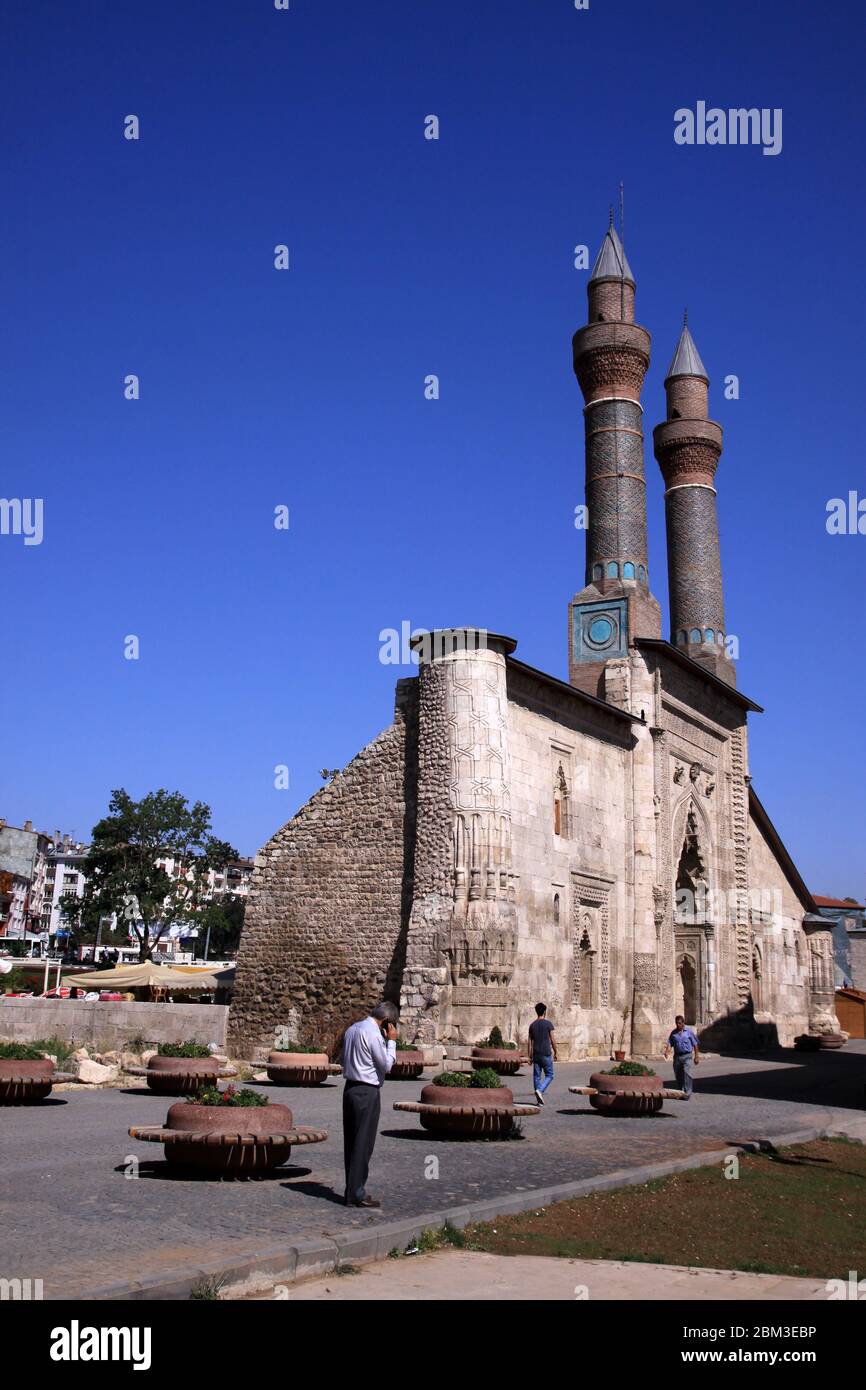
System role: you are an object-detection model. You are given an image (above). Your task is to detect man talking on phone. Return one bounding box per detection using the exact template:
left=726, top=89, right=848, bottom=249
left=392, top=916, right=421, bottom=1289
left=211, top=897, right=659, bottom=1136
left=340, top=1001, right=399, bottom=1207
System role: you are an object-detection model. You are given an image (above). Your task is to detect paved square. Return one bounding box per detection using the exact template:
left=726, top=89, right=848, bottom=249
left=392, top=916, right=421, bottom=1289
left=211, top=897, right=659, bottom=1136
left=2, top=1044, right=864, bottom=1296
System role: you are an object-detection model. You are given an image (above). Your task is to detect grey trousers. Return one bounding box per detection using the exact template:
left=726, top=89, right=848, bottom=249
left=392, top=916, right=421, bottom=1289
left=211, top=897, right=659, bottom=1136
left=674, top=1053, right=695, bottom=1095
left=343, top=1080, right=382, bottom=1203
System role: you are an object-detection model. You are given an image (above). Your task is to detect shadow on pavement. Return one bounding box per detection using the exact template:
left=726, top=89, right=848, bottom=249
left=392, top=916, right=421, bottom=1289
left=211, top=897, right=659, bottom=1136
left=695, top=1046, right=866, bottom=1110
left=117, top=1161, right=314, bottom=1183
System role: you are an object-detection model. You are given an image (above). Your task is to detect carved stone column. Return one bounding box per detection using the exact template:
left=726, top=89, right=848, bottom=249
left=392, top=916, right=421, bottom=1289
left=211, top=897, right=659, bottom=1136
left=399, top=629, right=518, bottom=1044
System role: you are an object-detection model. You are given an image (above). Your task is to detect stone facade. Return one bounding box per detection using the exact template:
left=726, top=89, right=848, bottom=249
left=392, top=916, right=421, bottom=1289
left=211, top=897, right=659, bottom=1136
left=228, top=217, right=838, bottom=1058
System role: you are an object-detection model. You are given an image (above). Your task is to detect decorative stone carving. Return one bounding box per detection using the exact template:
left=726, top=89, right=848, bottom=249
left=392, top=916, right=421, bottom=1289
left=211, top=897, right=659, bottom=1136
left=571, top=874, right=613, bottom=1008
left=634, top=952, right=658, bottom=992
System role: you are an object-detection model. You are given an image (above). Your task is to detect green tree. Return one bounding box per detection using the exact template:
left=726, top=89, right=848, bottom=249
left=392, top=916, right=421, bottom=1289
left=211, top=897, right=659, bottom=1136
left=197, top=895, right=246, bottom=959
left=68, top=789, right=238, bottom=962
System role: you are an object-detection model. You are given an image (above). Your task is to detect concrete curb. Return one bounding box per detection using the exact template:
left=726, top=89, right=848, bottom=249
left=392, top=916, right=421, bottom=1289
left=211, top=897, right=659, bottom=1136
left=72, top=1118, right=866, bottom=1301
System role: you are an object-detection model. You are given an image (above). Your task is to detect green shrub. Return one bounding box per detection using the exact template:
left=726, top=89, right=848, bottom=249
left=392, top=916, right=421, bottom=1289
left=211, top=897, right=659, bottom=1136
left=1, top=968, right=33, bottom=994
left=274, top=1041, right=318, bottom=1053
left=603, top=1061, right=656, bottom=1077
left=469, top=1067, right=504, bottom=1089
left=395, top=1038, right=416, bottom=1051
left=26, top=1036, right=75, bottom=1064
left=187, top=1084, right=268, bottom=1107
left=158, top=1041, right=211, bottom=1058
left=476, top=1026, right=516, bottom=1049
left=0, top=1041, right=46, bottom=1061
left=432, top=1071, right=472, bottom=1087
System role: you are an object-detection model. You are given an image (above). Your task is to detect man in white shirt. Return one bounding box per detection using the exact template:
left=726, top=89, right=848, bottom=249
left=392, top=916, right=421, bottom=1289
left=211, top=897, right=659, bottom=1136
left=341, top=1001, right=399, bottom=1208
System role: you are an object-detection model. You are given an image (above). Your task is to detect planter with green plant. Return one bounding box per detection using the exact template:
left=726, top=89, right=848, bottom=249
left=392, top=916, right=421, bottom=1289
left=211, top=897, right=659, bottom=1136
left=386, top=1038, right=425, bottom=1080
left=266, top=1041, right=341, bottom=1086
left=393, top=1066, right=539, bottom=1137
left=463, top=1024, right=523, bottom=1076
left=587, top=1061, right=663, bottom=1116
left=128, top=1083, right=328, bottom=1173
left=129, top=1040, right=233, bottom=1095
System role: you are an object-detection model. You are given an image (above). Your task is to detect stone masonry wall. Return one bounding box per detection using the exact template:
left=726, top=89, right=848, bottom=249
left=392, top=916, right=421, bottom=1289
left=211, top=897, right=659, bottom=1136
left=227, top=684, right=417, bottom=1057
left=504, top=664, right=635, bottom=1058
left=747, top=810, right=811, bottom=1045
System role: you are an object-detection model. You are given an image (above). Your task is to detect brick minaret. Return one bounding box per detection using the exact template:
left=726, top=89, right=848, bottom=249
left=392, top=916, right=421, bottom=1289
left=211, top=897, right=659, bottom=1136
left=568, top=215, right=661, bottom=697
left=652, top=315, right=735, bottom=686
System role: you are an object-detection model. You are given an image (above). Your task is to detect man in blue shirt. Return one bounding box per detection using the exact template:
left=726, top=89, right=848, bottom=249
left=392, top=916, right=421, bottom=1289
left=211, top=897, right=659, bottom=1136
left=664, top=1015, right=700, bottom=1098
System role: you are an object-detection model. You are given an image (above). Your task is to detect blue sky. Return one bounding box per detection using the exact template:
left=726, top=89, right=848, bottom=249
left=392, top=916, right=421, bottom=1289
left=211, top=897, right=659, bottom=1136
left=2, top=0, right=863, bottom=894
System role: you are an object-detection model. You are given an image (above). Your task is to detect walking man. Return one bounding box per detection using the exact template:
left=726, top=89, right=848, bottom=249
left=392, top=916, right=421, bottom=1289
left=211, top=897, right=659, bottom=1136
left=528, top=1002, right=557, bottom=1105
left=340, top=1001, right=398, bottom=1207
left=664, top=1014, right=700, bottom=1098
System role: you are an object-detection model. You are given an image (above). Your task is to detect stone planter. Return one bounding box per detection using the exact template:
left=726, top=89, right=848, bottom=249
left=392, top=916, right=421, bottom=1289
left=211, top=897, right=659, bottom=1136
left=469, top=1047, right=521, bottom=1077
left=387, top=1050, right=424, bottom=1080
left=588, top=1071, right=664, bottom=1116
left=144, top=1056, right=221, bottom=1095
left=394, top=1082, right=539, bottom=1137
left=128, top=1101, right=328, bottom=1174
left=266, top=1051, right=341, bottom=1086
left=817, top=1033, right=845, bottom=1050
left=0, top=1058, right=55, bottom=1104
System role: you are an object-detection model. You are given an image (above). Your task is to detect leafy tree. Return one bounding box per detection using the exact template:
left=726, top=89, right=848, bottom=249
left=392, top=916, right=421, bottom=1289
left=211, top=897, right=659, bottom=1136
left=197, top=894, right=246, bottom=959
left=67, top=789, right=238, bottom=962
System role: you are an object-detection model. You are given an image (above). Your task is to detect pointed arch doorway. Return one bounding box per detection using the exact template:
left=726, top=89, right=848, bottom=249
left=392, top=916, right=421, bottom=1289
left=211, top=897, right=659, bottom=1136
left=672, top=806, right=712, bottom=1026
left=675, top=952, right=698, bottom=1025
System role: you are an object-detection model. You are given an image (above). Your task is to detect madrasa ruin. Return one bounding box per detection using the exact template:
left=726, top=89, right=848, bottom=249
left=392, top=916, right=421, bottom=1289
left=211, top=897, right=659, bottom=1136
left=228, top=215, right=838, bottom=1059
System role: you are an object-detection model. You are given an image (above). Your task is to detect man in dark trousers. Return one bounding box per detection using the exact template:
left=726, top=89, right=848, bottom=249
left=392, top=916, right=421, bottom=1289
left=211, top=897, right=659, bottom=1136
left=340, top=1001, right=398, bottom=1207
left=528, top=1001, right=557, bottom=1105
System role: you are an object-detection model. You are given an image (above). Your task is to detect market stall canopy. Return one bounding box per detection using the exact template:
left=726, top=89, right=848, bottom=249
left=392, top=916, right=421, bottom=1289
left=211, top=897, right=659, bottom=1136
left=60, top=963, right=224, bottom=992
left=173, top=964, right=236, bottom=984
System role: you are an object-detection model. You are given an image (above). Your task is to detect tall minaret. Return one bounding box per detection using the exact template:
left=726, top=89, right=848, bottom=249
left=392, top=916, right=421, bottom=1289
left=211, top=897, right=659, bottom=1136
left=568, top=214, right=661, bottom=698
left=652, top=315, right=735, bottom=686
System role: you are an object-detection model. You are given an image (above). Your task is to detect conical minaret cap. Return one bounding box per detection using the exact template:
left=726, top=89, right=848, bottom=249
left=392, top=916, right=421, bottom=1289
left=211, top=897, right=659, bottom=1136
left=665, top=323, right=708, bottom=383
left=588, top=224, right=635, bottom=286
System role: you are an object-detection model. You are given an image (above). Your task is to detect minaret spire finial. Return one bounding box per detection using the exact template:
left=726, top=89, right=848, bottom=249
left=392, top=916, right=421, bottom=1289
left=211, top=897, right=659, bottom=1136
left=609, top=204, right=614, bottom=229
left=684, top=306, right=688, bottom=328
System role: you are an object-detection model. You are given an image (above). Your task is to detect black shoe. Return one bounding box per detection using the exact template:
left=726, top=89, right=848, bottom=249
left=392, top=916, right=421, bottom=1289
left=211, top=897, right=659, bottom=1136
left=352, top=1196, right=381, bottom=1209
left=534, top=1088, right=544, bottom=1105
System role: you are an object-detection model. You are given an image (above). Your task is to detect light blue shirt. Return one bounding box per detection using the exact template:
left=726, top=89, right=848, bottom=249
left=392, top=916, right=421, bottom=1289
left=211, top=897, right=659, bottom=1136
left=342, top=1016, right=396, bottom=1086
left=669, top=1026, right=699, bottom=1056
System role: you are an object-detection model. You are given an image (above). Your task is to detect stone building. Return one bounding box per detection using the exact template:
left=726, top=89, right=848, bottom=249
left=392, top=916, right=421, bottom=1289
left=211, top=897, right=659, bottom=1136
left=229, top=217, right=838, bottom=1058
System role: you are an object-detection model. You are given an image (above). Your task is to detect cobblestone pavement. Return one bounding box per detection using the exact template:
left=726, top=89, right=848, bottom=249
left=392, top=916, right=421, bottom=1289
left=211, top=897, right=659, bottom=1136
left=2, top=1045, right=864, bottom=1296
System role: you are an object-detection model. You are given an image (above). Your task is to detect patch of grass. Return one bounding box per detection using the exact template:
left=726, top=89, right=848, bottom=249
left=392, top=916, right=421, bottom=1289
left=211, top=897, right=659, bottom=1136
left=396, top=1220, right=470, bottom=1257
left=461, top=1138, right=866, bottom=1282
left=189, top=1275, right=225, bottom=1300
left=333, top=1264, right=360, bottom=1277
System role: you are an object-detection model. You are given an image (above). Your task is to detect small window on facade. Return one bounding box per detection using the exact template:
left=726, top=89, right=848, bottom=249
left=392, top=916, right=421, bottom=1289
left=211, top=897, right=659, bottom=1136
left=553, top=893, right=561, bottom=926
left=705, top=629, right=714, bottom=643
left=677, top=629, right=687, bottom=645
left=592, top=564, right=603, bottom=581
left=689, top=628, right=701, bottom=643
left=638, top=565, right=646, bottom=583
left=623, top=562, right=635, bottom=579
left=606, top=561, right=619, bottom=578
left=553, top=764, right=569, bottom=838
